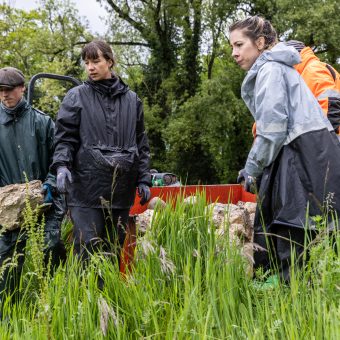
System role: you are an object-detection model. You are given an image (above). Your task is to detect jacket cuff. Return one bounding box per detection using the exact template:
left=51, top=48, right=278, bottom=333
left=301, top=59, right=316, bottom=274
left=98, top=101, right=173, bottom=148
left=43, top=172, right=56, bottom=189
left=245, top=161, right=263, bottom=178
left=137, top=177, right=152, bottom=187
left=49, top=162, right=67, bottom=175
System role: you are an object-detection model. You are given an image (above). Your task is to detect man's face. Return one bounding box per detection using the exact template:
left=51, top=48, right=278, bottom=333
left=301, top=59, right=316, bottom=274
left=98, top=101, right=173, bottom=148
left=0, top=85, right=25, bottom=108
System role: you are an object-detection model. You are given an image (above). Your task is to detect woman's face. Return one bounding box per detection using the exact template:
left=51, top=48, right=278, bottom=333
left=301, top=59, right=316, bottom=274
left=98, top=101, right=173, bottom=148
left=230, top=29, right=264, bottom=71
left=84, top=50, right=113, bottom=81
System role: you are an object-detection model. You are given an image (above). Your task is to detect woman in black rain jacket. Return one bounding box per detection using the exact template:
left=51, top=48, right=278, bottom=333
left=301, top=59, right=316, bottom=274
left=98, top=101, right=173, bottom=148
left=51, top=40, right=151, bottom=263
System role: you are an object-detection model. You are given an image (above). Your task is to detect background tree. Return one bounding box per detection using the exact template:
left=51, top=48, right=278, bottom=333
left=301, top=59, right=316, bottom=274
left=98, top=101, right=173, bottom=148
left=0, top=0, right=91, bottom=116
left=1, top=0, right=339, bottom=183
left=245, top=0, right=340, bottom=65
left=99, top=0, right=241, bottom=171
left=163, top=46, right=252, bottom=184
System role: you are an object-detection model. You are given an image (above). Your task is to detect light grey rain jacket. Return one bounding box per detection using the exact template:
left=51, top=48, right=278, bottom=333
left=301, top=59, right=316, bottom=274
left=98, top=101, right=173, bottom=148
left=241, top=42, right=333, bottom=177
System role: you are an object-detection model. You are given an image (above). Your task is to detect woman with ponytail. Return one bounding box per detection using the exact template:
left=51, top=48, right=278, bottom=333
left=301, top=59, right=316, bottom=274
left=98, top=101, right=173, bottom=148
left=230, top=16, right=340, bottom=282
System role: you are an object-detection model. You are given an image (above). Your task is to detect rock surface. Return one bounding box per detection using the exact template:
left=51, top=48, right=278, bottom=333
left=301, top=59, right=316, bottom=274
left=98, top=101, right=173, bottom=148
left=147, top=197, right=166, bottom=210
left=209, top=201, right=256, bottom=277
left=0, top=180, right=44, bottom=231
left=136, top=209, right=154, bottom=234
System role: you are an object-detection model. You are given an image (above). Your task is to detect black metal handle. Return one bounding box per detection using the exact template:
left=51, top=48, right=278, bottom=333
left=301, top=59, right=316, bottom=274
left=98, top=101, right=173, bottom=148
left=27, top=73, right=82, bottom=105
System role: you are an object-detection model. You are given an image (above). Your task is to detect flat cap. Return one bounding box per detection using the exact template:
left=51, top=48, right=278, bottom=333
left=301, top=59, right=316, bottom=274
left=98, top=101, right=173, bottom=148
left=284, top=40, right=306, bottom=53
left=0, top=67, right=25, bottom=88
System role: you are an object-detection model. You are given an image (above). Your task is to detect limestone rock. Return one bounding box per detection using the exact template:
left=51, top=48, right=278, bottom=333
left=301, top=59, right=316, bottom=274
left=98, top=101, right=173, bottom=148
left=183, top=195, right=198, bottom=205
left=241, top=243, right=254, bottom=277
left=206, top=203, right=239, bottom=227
left=136, top=209, right=154, bottom=234
left=243, top=202, right=257, bottom=214
left=206, top=203, right=227, bottom=227
left=214, top=201, right=257, bottom=277
left=0, top=180, right=44, bottom=231
left=147, top=197, right=166, bottom=210
left=227, top=210, right=245, bottom=225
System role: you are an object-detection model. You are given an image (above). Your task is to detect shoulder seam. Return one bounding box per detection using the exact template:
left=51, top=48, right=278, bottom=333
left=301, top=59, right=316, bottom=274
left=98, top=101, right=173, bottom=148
left=31, top=107, right=47, bottom=116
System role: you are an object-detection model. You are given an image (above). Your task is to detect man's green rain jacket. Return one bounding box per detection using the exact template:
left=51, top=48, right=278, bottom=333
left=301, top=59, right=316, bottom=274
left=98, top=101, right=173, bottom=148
left=0, top=99, right=55, bottom=186
left=0, top=99, right=64, bottom=261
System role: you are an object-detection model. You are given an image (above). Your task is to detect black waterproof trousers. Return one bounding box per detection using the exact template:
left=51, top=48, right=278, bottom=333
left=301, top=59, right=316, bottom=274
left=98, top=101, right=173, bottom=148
left=254, top=226, right=316, bottom=282
left=69, top=206, right=129, bottom=262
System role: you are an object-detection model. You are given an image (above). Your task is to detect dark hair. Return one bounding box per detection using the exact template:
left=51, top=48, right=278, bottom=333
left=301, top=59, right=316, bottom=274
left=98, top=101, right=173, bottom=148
left=81, top=40, right=116, bottom=68
left=229, top=16, right=277, bottom=50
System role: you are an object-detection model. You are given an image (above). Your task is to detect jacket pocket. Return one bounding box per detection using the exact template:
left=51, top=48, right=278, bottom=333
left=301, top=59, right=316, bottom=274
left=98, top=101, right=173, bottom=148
left=85, top=145, right=136, bottom=173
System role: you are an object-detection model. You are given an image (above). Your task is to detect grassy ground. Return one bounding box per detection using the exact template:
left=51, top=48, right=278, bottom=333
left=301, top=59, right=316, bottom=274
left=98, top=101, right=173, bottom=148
left=0, top=195, right=339, bottom=339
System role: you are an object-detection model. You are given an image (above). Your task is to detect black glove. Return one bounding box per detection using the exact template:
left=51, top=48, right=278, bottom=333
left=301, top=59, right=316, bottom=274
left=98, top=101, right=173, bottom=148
left=138, top=183, right=151, bottom=205
left=41, top=183, right=54, bottom=204
left=56, top=166, right=73, bottom=194
left=237, top=168, right=257, bottom=194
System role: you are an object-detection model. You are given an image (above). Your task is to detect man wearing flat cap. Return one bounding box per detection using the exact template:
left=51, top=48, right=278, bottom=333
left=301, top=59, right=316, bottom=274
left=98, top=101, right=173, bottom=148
left=0, top=67, right=66, bottom=303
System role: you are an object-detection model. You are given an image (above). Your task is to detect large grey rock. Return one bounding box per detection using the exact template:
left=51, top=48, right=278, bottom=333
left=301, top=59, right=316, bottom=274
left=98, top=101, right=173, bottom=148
left=206, top=203, right=239, bottom=227
left=0, top=180, right=44, bottom=231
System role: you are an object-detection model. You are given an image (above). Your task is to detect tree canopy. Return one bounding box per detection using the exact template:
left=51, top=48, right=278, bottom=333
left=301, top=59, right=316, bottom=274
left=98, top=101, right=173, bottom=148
left=1, top=0, right=339, bottom=183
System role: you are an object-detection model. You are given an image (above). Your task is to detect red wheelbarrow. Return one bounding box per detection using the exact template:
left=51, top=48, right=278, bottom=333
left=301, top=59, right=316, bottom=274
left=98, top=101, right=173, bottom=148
left=119, top=184, right=256, bottom=274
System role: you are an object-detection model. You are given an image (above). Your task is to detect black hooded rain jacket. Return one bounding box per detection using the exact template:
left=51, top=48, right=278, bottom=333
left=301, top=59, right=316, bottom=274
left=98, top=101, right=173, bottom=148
left=51, top=76, right=151, bottom=209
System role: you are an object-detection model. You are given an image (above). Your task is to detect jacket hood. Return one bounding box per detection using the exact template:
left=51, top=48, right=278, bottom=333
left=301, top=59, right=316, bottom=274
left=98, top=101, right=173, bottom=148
left=85, top=74, right=129, bottom=97
left=246, top=42, right=300, bottom=79
left=294, top=46, right=319, bottom=74
left=241, top=42, right=301, bottom=113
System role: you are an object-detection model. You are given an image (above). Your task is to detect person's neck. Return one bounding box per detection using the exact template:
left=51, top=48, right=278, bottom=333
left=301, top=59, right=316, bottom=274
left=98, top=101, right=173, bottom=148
left=1, top=97, right=26, bottom=114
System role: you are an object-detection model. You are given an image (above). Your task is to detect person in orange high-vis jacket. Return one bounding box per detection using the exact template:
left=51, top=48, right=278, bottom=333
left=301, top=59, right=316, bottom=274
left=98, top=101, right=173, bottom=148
left=252, top=40, right=340, bottom=137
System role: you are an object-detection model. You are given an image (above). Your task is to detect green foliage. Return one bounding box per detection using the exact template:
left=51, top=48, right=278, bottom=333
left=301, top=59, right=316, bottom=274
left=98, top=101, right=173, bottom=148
left=104, top=0, right=340, bottom=181
left=250, top=0, right=340, bottom=65
left=22, top=191, right=46, bottom=284
left=103, top=0, right=242, bottom=172
left=0, top=195, right=339, bottom=338
left=1, top=0, right=340, bottom=181
left=163, top=59, right=252, bottom=184
left=0, top=1, right=91, bottom=116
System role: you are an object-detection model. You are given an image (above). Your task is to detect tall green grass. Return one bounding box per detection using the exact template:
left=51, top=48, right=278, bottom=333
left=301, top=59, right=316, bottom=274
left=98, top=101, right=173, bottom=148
left=0, top=193, right=339, bottom=339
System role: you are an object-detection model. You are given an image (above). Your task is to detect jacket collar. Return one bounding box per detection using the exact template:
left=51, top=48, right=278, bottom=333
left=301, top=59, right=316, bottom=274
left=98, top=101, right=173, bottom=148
left=85, top=74, right=129, bottom=97
left=0, top=98, right=28, bottom=125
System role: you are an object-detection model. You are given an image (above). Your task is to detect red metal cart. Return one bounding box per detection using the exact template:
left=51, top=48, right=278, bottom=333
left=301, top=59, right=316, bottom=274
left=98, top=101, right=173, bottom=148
left=120, top=184, right=256, bottom=274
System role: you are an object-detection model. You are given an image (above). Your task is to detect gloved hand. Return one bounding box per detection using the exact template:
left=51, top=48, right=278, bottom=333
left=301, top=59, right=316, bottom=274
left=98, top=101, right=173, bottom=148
left=56, top=166, right=73, bottom=194
left=138, top=183, right=151, bottom=205
left=41, top=183, right=53, bottom=204
left=237, top=168, right=257, bottom=194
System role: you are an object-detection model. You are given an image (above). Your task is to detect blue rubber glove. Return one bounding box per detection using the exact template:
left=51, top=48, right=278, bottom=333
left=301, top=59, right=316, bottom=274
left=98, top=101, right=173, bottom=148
left=56, top=166, right=73, bottom=194
left=41, top=183, right=53, bottom=204
left=237, top=169, right=257, bottom=194
left=138, top=183, right=151, bottom=205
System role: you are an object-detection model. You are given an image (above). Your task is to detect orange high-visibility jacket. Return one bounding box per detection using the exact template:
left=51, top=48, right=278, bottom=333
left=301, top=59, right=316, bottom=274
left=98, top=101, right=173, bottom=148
left=253, top=46, right=340, bottom=136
